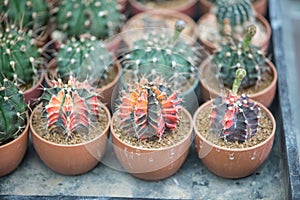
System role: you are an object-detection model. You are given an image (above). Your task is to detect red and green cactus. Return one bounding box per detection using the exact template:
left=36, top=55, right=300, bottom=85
left=39, top=76, right=102, bottom=140
left=210, top=69, right=260, bottom=142
left=117, top=77, right=182, bottom=140
left=0, top=79, right=27, bottom=145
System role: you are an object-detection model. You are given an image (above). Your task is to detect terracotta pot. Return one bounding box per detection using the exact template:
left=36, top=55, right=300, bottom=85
left=193, top=100, right=276, bottom=179
left=111, top=108, right=193, bottom=181
left=199, top=0, right=268, bottom=16
left=196, top=13, right=271, bottom=54
left=199, top=57, right=277, bottom=107
left=23, top=72, right=45, bottom=107
left=118, top=0, right=129, bottom=14
left=30, top=104, right=111, bottom=175
left=0, top=113, right=29, bottom=177
left=128, top=0, right=198, bottom=18
left=45, top=58, right=122, bottom=111
left=122, top=9, right=197, bottom=49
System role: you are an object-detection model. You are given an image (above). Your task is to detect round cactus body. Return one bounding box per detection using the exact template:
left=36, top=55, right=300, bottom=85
left=56, top=36, right=112, bottom=84
left=0, top=24, right=40, bottom=88
left=55, top=0, right=122, bottom=39
left=215, top=0, right=255, bottom=27
left=0, top=79, right=27, bottom=145
left=1, top=0, right=48, bottom=30
left=117, top=77, right=182, bottom=140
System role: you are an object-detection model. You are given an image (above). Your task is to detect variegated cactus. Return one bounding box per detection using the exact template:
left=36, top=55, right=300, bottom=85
left=0, top=24, right=40, bottom=88
left=117, top=77, right=182, bottom=140
left=213, top=24, right=268, bottom=88
left=40, top=76, right=102, bottom=140
left=0, top=79, right=27, bottom=145
left=0, top=0, right=48, bottom=30
left=210, top=69, right=260, bottom=142
left=53, top=0, right=123, bottom=40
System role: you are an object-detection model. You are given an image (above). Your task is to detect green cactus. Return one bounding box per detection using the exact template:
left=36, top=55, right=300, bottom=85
left=0, top=79, right=27, bottom=145
left=54, top=0, right=123, bottom=40
left=0, top=0, right=48, bottom=30
left=0, top=24, right=40, bottom=89
left=55, top=36, right=113, bottom=85
left=122, top=20, right=199, bottom=92
left=215, top=0, right=255, bottom=31
left=212, top=25, right=268, bottom=88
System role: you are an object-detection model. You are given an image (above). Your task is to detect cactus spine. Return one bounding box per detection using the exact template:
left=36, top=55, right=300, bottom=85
left=117, top=77, right=182, bottom=140
left=210, top=69, right=260, bottom=142
left=0, top=79, right=27, bottom=145
left=40, top=76, right=102, bottom=140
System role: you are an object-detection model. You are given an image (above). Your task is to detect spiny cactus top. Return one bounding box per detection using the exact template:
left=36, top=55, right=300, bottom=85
left=40, top=76, right=102, bottom=140
left=210, top=69, right=260, bottom=142
left=0, top=79, right=27, bottom=145
left=0, top=24, right=40, bottom=88
left=122, top=20, right=198, bottom=92
left=1, top=0, right=48, bottom=30
left=215, top=0, right=255, bottom=28
left=212, top=25, right=268, bottom=88
left=55, top=36, right=112, bottom=85
left=117, top=77, right=182, bottom=140
left=54, top=0, right=123, bottom=40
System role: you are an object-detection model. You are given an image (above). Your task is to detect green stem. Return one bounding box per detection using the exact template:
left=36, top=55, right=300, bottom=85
left=172, top=20, right=186, bottom=45
left=243, top=25, right=256, bottom=51
left=232, top=68, right=246, bottom=96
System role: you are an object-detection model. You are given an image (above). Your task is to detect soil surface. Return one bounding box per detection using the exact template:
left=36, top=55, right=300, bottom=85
left=195, top=106, right=273, bottom=149
left=113, top=110, right=191, bottom=149
left=32, top=105, right=109, bottom=145
left=139, top=0, right=195, bottom=9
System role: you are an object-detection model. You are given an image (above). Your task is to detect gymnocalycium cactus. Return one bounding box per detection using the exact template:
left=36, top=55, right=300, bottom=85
left=54, top=0, right=123, bottom=40
left=117, top=77, right=182, bottom=140
left=1, top=0, right=48, bottom=30
left=210, top=69, right=259, bottom=142
left=0, top=79, right=27, bottom=145
left=122, top=20, right=198, bottom=92
left=40, top=76, right=102, bottom=140
left=212, top=24, right=268, bottom=88
left=215, top=0, right=255, bottom=32
left=0, top=24, right=40, bottom=88
left=55, top=36, right=113, bottom=85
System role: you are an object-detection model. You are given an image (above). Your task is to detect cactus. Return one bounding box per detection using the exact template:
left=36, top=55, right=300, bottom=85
left=55, top=36, right=113, bottom=85
left=210, top=69, right=260, bottom=142
left=54, top=0, right=123, bottom=40
left=212, top=24, right=268, bottom=89
left=0, top=79, right=27, bottom=145
left=0, top=24, right=40, bottom=88
left=117, top=77, right=182, bottom=140
left=1, top=0, right=48, bottom=30
left=122, top=20, right=198, bottom=92
left=40, top=76, right=102, bottom=140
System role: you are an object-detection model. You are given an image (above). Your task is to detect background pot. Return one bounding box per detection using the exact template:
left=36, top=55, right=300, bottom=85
left=196, top=13, right=271, bottom=54
left=0, top=113, right=29, bottom=177
left=128, top=0, right=198, bottom=18
left=30, top=104, right=111, bottom=175
left=193, top=100, right=276, bottom=179
left=199, top=58, right=277, bottom=107
left=24, top=72, right=45, bottom=107
left=111, top=108, right=193, bottom=181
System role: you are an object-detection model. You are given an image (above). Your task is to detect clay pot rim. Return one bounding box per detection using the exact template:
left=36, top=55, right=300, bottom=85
left=128, top=0, right=197, bottom=12
left=45, top=56, right=122, bottom=92
left=196, top=13, right=271, bottom=53
left=111, top=107, right=193, bottom=152
left=24, top=72, right=45, bottom=96
left=121, top=9, right=197, bottom=46
left=193, top=100, right=276, bottom=152
left=30, top=103, right=111, bottom=148
left=199, top=57, right=277, bottom=102
left=0, top=112, right=29, bottom=149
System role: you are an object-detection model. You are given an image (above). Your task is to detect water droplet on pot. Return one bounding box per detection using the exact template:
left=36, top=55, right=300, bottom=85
left=169, top=149, right=175, bottom=158
left=229, top=153, right=235, bottom=160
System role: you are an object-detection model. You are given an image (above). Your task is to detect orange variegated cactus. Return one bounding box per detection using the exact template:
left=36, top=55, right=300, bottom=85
left=117, top=77, right=182, bottom=140
left=40, top=76, right=101, bottom=140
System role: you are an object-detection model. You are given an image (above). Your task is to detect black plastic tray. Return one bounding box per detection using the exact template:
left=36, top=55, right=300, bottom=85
left=1, top=0, right=299, bottom=199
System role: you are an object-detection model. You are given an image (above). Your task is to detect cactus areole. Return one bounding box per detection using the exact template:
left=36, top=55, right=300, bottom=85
left=210, top=69, right=260, bottom=142
left=117, top=77, right=182, bottom=140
